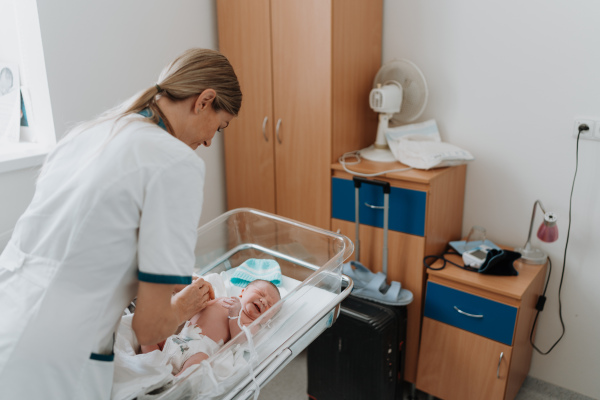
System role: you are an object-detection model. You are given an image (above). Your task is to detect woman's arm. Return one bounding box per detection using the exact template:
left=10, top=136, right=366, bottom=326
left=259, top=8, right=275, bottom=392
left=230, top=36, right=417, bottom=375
left=132, top=278, right=213, bottom=345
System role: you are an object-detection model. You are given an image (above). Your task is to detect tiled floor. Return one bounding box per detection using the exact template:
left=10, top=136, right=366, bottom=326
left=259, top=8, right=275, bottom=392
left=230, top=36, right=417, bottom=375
left=258, top=351, right=595, bottom=400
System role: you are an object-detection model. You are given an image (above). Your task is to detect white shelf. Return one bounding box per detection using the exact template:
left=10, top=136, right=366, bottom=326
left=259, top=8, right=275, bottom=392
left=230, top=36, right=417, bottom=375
left=0, top=142, right=53, bottom=174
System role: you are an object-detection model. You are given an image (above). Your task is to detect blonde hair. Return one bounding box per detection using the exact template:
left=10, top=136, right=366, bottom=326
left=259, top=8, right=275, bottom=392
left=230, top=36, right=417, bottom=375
left=108, top=48, right=242, bottom=132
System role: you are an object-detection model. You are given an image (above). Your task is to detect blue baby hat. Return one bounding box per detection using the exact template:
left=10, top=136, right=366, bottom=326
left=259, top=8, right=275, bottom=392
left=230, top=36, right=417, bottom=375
left=230, top=259, right=282, bottom=288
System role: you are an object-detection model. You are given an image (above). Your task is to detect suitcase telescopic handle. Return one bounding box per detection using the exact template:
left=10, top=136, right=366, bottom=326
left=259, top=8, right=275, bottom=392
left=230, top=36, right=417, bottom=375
left=351, top=177, right=390, bottom=277
left=352, top=176, right=391, bottom=193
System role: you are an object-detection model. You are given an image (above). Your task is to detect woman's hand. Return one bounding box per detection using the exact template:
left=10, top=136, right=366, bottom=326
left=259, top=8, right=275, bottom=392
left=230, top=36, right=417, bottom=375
left=172, top=278, right=215, bottom=323
left=173, top=275, right=201, bottom=294
left=219, top=296, right=242, bottom=318
left=133, top=279, right=214, bottom=346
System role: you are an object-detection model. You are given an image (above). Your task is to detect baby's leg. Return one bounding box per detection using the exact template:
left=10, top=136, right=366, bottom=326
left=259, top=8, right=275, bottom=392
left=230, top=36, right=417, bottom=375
left=140, top=344, right=160, bottom=353
left=140, top=339, right=166, bottom=354
left=176, top=352, right=209, bottom=377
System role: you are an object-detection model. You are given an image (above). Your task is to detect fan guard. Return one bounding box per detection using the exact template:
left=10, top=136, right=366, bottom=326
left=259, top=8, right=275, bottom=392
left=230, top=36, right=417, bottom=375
left=373, top=59, right=428, bottom=125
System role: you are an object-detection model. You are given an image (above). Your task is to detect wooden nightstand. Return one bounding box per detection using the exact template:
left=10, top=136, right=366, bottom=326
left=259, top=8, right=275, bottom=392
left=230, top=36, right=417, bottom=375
left=331, top=161, right=466, bottom=383
left=415, top=253, right=547, bottom=400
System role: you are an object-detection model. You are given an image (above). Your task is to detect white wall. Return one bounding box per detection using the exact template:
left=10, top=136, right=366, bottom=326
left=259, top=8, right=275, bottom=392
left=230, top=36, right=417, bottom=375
left=2, top=1, right=598, bottom=397
left=382, top=1, right=600, bottom=397
left=0, top=0, right=226, bottom=239
left=0, top=167, right=37, bottom=239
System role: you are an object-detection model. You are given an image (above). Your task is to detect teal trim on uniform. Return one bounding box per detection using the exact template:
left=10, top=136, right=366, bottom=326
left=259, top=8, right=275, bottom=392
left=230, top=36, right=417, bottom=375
left=138, top=108, right=167, bottom=132
left=90, top=352, right=114, bottom=362
left=138, top=271, right=192, bottom=285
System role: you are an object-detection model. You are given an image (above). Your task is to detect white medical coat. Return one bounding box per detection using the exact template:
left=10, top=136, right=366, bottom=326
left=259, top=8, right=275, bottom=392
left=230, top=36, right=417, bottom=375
left=0, top=114, right=205, bottom=399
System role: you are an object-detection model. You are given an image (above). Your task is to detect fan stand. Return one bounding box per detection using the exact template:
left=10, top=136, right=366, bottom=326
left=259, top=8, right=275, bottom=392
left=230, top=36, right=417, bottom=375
left=360, top=112, right=397, bottom=162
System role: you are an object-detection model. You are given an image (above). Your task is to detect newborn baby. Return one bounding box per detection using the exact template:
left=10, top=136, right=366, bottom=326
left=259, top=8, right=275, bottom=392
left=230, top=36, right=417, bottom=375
left=141, top=279, right=281, bottom=376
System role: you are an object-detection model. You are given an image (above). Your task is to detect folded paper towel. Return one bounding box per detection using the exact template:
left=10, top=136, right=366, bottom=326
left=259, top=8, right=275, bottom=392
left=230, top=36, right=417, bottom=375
left=385, top=119, right=474, bottom=170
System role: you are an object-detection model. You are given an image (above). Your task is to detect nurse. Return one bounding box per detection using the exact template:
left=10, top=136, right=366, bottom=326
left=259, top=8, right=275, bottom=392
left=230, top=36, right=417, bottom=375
left=0, top=48, right=242, bottom=399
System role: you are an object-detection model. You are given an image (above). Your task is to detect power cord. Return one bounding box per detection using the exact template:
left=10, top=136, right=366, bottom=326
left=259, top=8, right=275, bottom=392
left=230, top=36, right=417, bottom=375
left=423, top=249, right=479, bottom=272
left=338, top=151, right=413, bottom=177
left=529, top=122, right=587, bottom=354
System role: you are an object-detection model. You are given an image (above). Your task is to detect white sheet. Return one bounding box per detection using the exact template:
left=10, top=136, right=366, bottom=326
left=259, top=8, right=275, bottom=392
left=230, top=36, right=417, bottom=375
left=112, top=314, right=173, bottom=400
left=174, top=282, right=338, bottom=400
left=112, top=273, right=301, bottom=400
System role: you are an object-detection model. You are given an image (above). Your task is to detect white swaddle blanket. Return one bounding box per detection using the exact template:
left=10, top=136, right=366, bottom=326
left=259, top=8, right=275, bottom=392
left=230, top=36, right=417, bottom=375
left=112, top=314, right=174, bottom=400
left=112, top=272, right=292, bottom=400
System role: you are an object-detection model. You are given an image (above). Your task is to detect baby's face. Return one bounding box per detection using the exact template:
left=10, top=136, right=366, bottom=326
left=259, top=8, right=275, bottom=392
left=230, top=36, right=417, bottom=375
left=240, top=281, right=280, bottom=321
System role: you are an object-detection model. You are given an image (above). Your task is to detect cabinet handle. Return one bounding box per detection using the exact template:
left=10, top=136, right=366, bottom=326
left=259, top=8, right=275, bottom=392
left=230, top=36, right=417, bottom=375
left=276, top=118, right=282, bottom=144
left=497, top=352, right=504, bottom=378
left=262, top=117, right=269, bottom=142
left=364, top=202, right=384, bottom=210
left=453, top=306, right=483, bottom=318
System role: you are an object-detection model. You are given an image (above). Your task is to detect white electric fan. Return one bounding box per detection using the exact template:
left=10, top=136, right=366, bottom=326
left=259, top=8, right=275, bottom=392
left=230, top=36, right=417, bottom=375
left=361, top=59, right=429, bottom=162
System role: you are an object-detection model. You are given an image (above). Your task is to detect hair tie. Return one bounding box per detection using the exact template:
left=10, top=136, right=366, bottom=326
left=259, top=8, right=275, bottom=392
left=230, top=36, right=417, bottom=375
left=155, top=84, right=164, bottom=93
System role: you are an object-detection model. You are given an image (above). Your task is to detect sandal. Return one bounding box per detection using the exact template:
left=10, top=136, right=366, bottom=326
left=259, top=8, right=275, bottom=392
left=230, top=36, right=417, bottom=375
left=352, top=271, right=413, bottom=306
left=342, top=261, right=376, bottom=290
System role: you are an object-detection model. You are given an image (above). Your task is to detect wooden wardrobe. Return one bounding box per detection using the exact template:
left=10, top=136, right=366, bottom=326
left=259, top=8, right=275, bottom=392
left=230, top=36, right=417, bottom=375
left=216, top=0, right=382, bottom=230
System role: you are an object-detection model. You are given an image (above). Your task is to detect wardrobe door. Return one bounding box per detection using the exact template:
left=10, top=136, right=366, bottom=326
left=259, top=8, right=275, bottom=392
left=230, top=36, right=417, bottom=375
left=270, top=0, right=332, bottom=229
left=217, top=0, right=276, bottom=213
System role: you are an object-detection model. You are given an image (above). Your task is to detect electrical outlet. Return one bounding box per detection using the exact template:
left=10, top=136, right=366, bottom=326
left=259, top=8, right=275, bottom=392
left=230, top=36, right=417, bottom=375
left=572, top=117, right=599, bottom=141
left=595, top=121, right=600, bottom=140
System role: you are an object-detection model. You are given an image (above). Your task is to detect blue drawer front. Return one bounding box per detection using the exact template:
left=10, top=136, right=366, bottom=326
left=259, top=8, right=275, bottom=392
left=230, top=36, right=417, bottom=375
left=424, top=281, right=517, bottom=345
left=331, top=177, right=426, bottom=236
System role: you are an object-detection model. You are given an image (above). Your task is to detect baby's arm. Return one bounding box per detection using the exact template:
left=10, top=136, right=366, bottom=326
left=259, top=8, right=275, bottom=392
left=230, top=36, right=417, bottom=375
left=219, top=297, right=244, bottom=338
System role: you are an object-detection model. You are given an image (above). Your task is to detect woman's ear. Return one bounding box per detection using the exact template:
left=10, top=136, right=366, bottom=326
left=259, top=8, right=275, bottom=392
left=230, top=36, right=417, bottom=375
left=195, top=89, right=217, bottom=113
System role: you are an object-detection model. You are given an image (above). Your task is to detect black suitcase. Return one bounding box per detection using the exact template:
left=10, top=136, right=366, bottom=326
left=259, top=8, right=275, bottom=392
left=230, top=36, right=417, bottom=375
left=306, top=295, right=407, bottom=400
left=307, top=177, right=409, bottom=400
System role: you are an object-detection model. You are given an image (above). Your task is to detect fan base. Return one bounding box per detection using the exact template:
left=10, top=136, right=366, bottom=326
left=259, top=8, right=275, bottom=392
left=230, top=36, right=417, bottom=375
left=360, top=145, right=397, bottom=163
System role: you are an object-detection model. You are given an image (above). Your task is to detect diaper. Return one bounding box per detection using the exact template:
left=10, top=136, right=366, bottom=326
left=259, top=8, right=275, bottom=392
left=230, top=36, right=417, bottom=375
left=162, top=322, right=223, bottom=375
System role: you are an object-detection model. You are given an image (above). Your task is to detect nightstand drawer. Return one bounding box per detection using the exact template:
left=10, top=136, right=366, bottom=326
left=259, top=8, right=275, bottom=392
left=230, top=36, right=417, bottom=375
left=331, top=177, right=426, bottom=236
left=424, top=281, right=517, bottom=345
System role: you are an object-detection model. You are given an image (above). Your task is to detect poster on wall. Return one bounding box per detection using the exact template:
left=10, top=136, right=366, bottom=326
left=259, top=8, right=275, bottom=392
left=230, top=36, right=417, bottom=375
left=0, top=62, right=21, bottom=144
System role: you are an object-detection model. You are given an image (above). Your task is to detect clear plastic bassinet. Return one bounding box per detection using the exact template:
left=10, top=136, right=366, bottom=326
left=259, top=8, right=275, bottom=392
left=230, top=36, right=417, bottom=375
left=149, top=208, right=354, bottom=400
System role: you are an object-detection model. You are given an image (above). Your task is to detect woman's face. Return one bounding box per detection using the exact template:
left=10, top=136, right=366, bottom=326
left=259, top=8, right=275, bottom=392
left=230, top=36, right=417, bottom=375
left=181, top=106, right=233, bottom=150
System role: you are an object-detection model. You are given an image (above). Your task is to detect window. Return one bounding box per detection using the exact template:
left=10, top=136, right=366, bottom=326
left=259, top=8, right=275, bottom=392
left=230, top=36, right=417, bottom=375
left=0, top=0, right=55, bottom=174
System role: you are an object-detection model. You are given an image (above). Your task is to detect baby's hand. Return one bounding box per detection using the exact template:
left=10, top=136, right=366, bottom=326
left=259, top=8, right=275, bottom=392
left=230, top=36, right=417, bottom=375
left=219, top=296, right=242, bottom=318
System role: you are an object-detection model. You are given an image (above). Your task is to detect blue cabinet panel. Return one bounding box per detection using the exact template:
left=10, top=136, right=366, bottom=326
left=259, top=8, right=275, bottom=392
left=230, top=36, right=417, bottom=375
left=331, top=177, right=426, bottom=236
left=424, top=281, right=517, bottom=346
